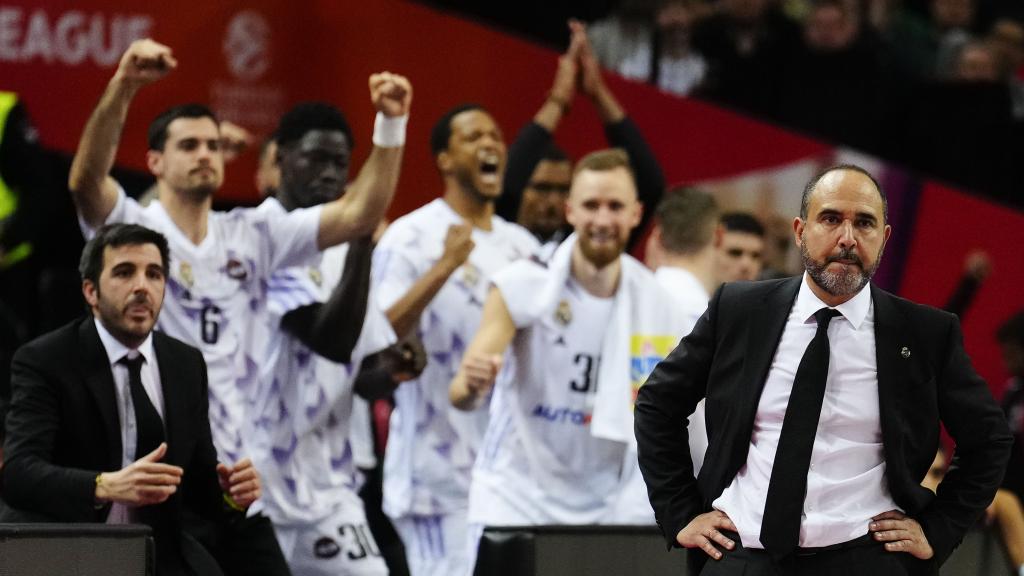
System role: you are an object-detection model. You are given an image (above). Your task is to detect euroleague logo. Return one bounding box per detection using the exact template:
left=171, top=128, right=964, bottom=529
left=222, top=11, right=270, bottom=81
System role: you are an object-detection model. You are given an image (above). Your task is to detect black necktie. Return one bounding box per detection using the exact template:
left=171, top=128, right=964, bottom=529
left=760, top=307, right=842, bottom=560
left=119, top=354, right=165, bottom=460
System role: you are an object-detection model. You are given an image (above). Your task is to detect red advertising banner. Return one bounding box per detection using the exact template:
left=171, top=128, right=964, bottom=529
left=4, top=0, right=1023, bottom=390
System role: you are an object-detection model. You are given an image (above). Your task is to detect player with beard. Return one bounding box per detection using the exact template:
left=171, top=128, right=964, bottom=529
left=68, top=39, right=411, bottom=576
left=371, top=104, right=538, bottom=576
left=449, top=149, right=688, bottom=574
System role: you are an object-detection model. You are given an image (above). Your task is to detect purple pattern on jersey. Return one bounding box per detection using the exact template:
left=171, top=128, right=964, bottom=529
left=272, top=434, right=298, bottom=464
left=305, top=386, right=327, bottom=420
left=276, top=397, right=290, bottom=422
left=433, top=441, right=452, bottom=460
left=236, top=355, right=259, bottom=391
left=416, top=401, right=436, bottom=433
left=330, top=443, right=353, bottom=470
left=296, top=348, right=312, bottom=369
left=450, top=332, right=466, bottom=356
left=284, top=475, right=297, bottom=495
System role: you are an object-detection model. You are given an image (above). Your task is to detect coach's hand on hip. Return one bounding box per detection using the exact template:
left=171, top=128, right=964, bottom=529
left=678, top=510, right=738, bottom=560
left=870, top=510, right=934, bottom=559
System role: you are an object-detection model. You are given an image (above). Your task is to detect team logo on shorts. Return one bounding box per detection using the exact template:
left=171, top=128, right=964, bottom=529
left=554, top=299, right=572, bottom=326
left=308, top=267, right=322, bottom=287
left=225, top=258, right=248, bottom=281
left=313, top=536, right=341, bottom=559
left=179, top=261, right=194, bottom=288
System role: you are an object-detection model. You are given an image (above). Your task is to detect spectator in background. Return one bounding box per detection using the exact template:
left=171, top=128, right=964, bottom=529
left=931, top=0, right=979, bottom=76
left=778, top=0, right=887, bottom=151
left=867, top=0, right=938, bottom=78
left=716, top=211, right=765, bottom=282
left=590, top=0, right=708, bottom=96
left=499, top=20, right=666, bottom=259
left=691, top=0, right=802, bottom=118
left=951, top=39, right=1002, bottom=80
left=987, top=18, right=1024, bottom=118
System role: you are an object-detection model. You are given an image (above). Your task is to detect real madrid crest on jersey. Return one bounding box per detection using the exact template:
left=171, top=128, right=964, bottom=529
left=462, top=262, right=481, bottom=287
left=555, top=299, right=572, bottom=326
left=308, top=267, right=322, bottom=287
left=179, top=261, right=194, bottom=288
left=225, top=258, right=248, bottom=281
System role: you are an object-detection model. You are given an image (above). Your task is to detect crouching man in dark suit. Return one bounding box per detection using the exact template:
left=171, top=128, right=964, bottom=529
left=2, top=223, right=260, bottom=576
left=635, top=164, right=1013, bottom=575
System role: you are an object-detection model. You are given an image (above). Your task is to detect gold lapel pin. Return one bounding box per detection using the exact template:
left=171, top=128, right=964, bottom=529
left=900, top=346, right=911, bottom=359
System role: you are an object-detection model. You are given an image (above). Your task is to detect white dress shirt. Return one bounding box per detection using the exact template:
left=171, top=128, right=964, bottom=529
left=94, top=319, right=165, bottom=523
left=713, top=273, right=899, bottom=548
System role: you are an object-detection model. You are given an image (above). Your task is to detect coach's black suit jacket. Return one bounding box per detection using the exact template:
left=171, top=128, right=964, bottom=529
left=635, top=276, right=1012, bottom=574
left=1, top=317, right=227, bottom=576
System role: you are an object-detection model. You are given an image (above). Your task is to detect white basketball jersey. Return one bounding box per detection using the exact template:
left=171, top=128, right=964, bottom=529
left=372, top=198, right=538, bottom=517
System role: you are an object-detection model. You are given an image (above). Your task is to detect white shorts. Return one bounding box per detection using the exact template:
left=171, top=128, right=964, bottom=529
left=274, top=497, right=388, bottom=576
left=391, top=510, right=469, bottom=576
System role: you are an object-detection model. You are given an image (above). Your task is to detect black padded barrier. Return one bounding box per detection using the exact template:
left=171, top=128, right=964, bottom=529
left=0, top=523, right=153, bottom=576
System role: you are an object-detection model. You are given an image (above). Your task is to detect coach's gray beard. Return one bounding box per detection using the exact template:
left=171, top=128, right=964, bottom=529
left=800, top=240, right=883, bottom=297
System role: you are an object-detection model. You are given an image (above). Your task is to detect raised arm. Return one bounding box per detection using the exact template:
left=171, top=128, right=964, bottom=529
left=449, top=286, right=516, bottom=411
left=68, top=39, right=176, bottom=228
left=281, top=236, right=374, bottom=363
left=384, top=223, right=473, bottom=339
left=353, top=336, right=427, bottom=400
left=573, top=20, right=666, bottom=249
left=317, top=73, right=411, bottom=249
left=496, top=31, right=580, bottom=223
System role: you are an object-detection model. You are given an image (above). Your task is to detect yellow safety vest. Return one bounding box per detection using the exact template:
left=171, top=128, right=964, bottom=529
left=0, top=91, right=33, bottom=269
left=0, top=91, right=18, bottom=220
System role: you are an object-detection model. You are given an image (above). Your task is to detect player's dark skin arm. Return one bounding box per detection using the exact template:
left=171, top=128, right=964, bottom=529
left=353, top=337, right=427, bottom=400
left=281, top=236, right=373, bottom=364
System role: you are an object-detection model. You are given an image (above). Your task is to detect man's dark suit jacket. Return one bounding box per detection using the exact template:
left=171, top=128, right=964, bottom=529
left=635, top=276, right=1012, bottom=574
left=1, top=317, right=227, bottom=576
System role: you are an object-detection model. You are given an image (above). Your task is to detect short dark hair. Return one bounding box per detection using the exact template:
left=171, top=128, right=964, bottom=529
left=430, top=103, right=484, bottom=157
left=721, top=211, right=766, bottom=237
left=998, top=311, right=1024, bottom=348
left=655, top=187, right=719, bottom=255
left=800, top=164, right=888, bottom=223
left=80, top=224, right=170, bottom=287
left=148, top=104, right=219, bottom=151
left=275, top=102, right=354, bottom=150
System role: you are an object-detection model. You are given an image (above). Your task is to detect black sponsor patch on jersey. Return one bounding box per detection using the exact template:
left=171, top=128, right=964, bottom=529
left=226, top=258, right=248, bottom=281
left=314, top=536, right=341, bottom=559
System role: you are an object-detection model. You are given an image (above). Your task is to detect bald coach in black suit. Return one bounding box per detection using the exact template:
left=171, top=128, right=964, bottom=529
left=635, top=165, right=1012, bottom=576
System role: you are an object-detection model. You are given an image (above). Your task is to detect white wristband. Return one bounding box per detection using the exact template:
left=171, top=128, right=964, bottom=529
left=373, top=112, right=407, bottom=148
